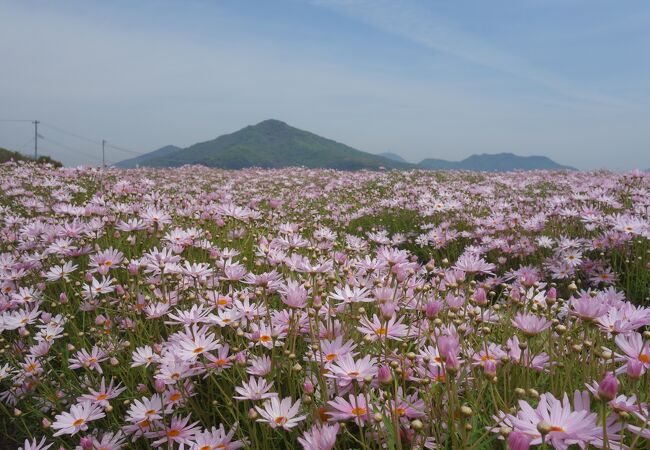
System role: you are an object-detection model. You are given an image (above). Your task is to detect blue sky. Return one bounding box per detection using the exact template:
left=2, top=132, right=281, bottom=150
left=0, top=0, right=649, bottom=169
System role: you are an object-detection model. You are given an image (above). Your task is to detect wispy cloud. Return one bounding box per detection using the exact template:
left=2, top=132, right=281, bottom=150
left=311, top=0, right=629, bottom=109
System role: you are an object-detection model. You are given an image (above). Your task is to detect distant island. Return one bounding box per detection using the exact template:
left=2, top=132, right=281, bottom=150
left=115, top=119, right=574, bottom=171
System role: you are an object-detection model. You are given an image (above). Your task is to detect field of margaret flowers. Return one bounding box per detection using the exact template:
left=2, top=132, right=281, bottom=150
left=1, top=161, right=650, bottom=450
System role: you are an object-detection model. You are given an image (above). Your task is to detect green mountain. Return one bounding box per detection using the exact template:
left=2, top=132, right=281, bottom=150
left=0, top=147, right=62, bottom=167
left=417, top=153, right=575, bottom=171
left=121, top=120, right=412, bottom=170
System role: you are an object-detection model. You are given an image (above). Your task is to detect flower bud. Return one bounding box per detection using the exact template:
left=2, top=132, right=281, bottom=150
left=425, top=300, right=441, bottom=318
left=128, top=263, right=140, bottom=276
left=597, top=371, right=619, bottom=401
left=472, top=288, right=487, bottom=305
left=626, top=358, right=644, bottom=380
left=536, top=421, right=551, bottom=435
left=154, top=379, right=166, bottom=393
left=378, top=365, right=393, bottom=385
left=483, top=359, right=497, bottom=378
left=79, top=436, right=93, bottom=449
left=380, top=302, right=396, bottom=320
left=508, top=431, right=531, bottom=450
left=303, top=381, right=314, bottom=394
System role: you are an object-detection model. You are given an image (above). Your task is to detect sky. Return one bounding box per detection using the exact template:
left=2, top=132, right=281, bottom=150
left=0, top=0, right=649, bottom=170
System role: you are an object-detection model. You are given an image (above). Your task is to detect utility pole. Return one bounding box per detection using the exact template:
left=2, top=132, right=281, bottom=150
left=33, top=120, right=39, bottom=159
left=102, top=139, right=106, bottom=168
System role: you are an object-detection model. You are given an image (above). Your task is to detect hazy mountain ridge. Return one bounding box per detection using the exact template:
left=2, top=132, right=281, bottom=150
left=418, top=153, right=576, bottom=171
left=115, top=120, right=574, bottom=171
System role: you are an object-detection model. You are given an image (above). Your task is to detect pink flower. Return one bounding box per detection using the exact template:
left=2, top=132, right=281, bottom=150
left=18, top=437, right=52, bottom=450
left=233, top=377, right=277, bottom=401
left=511, top=312, right=551, bottom=336
left=298, top=423, right=339, bottom=450
left=255, top=397, right=306, bottom=430
left=52, top=401, right=105, bottom=436
left=614, top=332, right=650, bottom=375
left=189, top=424, right=246, bottom=450
left=494, top=391, right=622, bottom=449
left=327, top=394, right=371, bottom=426
left=326, top=354, right=378, bottom=387
left=356, top=314, right=408, bottom=341
left=68, top=346, right=108, bottom=374
left=147, top=414, right=200, bottom=448
left=280, top=280, right=309, bottom=308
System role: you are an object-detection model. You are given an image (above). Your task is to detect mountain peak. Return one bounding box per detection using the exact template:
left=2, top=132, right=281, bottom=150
left=116, top=120, right=410, bottom=170
left=254, top=119, right=289, bottom=128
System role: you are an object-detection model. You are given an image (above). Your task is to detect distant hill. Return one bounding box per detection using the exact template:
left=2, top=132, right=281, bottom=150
left=379, top=152, right=407, bottom=163
left=417, top=153, right=575, bottom=171
left=115, top=145, right=182, bottom=168
left=118, top=120, right=412, bottom=170
left=0, top=147, right=62, bottom=167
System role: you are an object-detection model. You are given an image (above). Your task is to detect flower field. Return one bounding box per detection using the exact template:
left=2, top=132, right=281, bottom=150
left=1, top=161, right=650, bottom=449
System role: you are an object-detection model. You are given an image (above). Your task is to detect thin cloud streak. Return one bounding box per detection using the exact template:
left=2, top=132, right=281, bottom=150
left=311, top=0, right=631, bottom=110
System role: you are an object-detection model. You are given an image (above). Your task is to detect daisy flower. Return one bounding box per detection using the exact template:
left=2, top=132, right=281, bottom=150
left=298, top=423, right=340, bottom=450
left=511, top=312, right=551, bottom=336
left=189, top=424, right=246, bottom=450
left=493, top=391, right=622, bottom=449
left=77, top=377, right=126, bottom=407
left=147, top=414, right=200, bottom=449
left=126, top=394, right=164, bottom=424
left=18, top=437, right=52, bottom=450
left=255, top=396, right=306, bottom=430
left=69, top=346, right=108, bottom=373
left=614, top=332, right=650, bottom=375
left=233, top=376, right=277, bottom=401
left=356, top=314, right=408, bottom=342
left=327, top=393, right=372, bottom=426
left=52, top=401, right=106, bottom=436
left=326, top=353, right=378, bottom=387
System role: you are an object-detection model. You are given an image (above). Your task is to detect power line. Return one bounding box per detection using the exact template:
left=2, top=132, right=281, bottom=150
left=105, top=142, right=146, bottom=156
left=40, top=122, right=146, bottom=155
left=40, top=122, right=102, bottom=145
left=2, top=119, right=149, bottom=160
left=41, top=136, right=101, bottom=162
